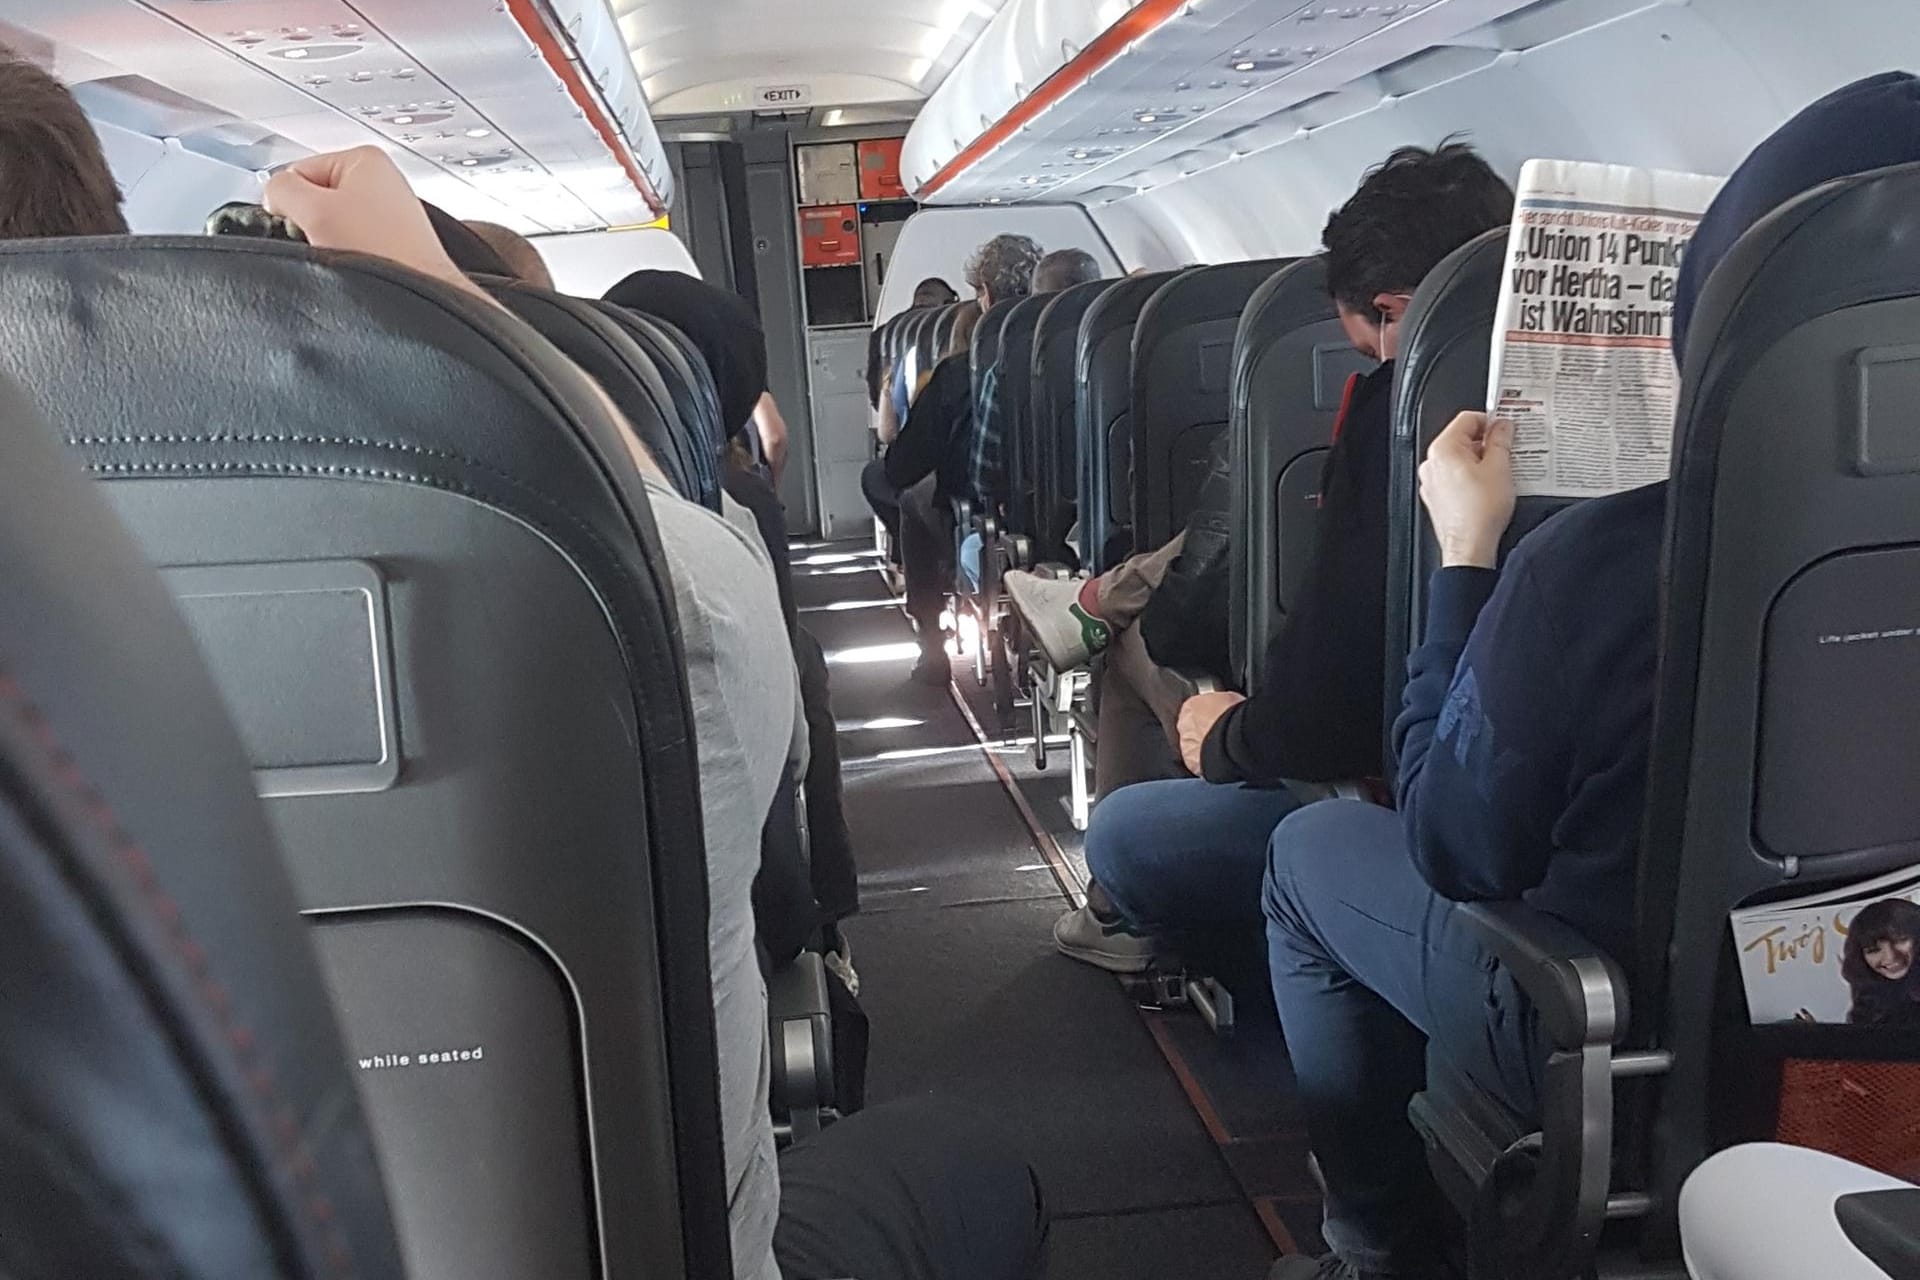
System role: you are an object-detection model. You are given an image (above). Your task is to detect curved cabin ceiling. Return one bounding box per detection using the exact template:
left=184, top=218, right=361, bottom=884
left=0, top=0, right=672, bottom=232
left=621, top=0, right=1010, bottom=117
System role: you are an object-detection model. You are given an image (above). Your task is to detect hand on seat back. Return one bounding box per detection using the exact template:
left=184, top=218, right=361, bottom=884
left=265, top=146, right=479, bottom=300
left=1418, top=412, right=1516, bottom=570
left=1178, top=690, right=1246, bottom=775
left=754, top=392, right=791, bottom=484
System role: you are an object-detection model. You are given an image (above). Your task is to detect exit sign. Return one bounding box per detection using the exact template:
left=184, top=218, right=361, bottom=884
left=755, top=84, right=812, bottom=108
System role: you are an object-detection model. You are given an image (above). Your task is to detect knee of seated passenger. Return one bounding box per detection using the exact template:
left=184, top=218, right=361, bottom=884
left=1262, top=799, right=1375, bottom=933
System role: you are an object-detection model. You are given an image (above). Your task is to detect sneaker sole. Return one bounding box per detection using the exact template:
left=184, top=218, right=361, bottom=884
left=1004, top=583, right=1089, bottom=673
left=1053, top=935, right=1156, bottom=974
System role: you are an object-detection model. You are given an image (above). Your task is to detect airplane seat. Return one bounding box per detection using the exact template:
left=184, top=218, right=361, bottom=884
left=595, top=301, right=731, bottom=494
left=954, top=299, right=1020, bottom=687
left=974, top=294, right=1050, bottom=724
left=603, top=305, right=731, bottom=461
left=910, top=304, right=945, bottom=390
left=0, top=235, right=733, bottom=1280
left=1680, top=1144, right=1916, bottom=1279
left=898, top=308, right=932, bottom=391
left=890, top=306, right=928, bottom=372
left=869, top=308, right=920, bottom=417
left=1128, top=259, right=1283, bottom=553
left=1077, top=271, right=1177, bottom=575
left=483, top=279, right=721, bottom=509
left=1048, top=272, right=1177, bottom=822
left=1007, top=282, right=1113, bottom=771
left=1380, top=228, right=1509, bottom=788
left=970, top=298, right=1018, bottom=447
left=1414, top=161, right=1920, bottom=1279
left=1228, top=257, right=1376, bottom=692
left=994, top=294, right=1049, bottom=553
left=929, top=302, right=963, bottom=366
left=0, top=374, right=408, bottom=1279
left=595, top=294, right=836, bottom=1135
left=1384, top=224, right=1603, bottom=1273
left=1030, top=278, right=1113, bottom=569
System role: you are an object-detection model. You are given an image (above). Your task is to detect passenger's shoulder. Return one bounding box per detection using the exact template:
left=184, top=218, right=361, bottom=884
left=648, top=479, right=777, bottom=583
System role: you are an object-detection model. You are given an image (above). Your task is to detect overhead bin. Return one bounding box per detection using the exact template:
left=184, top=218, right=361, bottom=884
left=900, top=0, right=1565, bottom=208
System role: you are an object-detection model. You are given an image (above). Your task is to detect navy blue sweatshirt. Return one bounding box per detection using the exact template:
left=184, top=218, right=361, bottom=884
left=1393, top=481, right=1664, bottom=969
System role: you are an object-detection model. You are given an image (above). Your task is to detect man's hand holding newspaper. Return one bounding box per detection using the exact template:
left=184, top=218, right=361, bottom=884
left=1419, top=412, right=1517, bottom=570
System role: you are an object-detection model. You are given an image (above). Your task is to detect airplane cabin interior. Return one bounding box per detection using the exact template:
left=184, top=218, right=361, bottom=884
left=2, top=1, right=1920, bottom=1279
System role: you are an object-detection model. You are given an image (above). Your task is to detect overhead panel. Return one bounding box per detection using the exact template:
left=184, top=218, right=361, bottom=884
left=0, top=0, right=670, bottom=232
left=901, top=0, right=1544, bottom=207
left=618, top=0, right=1011, bottom=118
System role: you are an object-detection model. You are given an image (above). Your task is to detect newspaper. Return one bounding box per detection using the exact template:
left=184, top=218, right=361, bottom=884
left=1731, top=863, right=1920, bottom=1025
left=1487, top=160, right=1723, bottom=498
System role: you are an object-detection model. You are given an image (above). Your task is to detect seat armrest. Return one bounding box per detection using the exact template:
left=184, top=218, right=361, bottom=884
left=1164, top=667, right=1223, bottom=700
left=1456, top=901, right=1629, bottom=1050
left=766, top=952, right=835, bottom=1141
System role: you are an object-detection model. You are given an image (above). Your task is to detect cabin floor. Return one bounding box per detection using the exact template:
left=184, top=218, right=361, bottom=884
left=795, top=537, right=1329, bottom=1279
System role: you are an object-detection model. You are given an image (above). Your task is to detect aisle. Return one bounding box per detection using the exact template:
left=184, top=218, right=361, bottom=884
left=794, top=541, right=1276, bottom=1280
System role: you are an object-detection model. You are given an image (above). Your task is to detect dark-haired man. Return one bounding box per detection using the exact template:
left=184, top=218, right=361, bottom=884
left=1019, top=144, right=1514, bottom=974
left=0, top=49, right=129, bottom=237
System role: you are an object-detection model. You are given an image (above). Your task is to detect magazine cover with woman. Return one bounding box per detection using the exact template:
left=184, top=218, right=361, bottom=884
left=1732, top=864, right=1920, bottom=1024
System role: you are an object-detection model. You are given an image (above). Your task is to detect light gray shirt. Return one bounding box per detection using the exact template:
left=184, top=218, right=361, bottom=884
left=645, top=479, right=795, bottom=1280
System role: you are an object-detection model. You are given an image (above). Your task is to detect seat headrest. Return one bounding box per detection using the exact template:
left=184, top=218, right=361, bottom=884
left=0, top=237, right=686, bottom=683
left=0, top=376, right=403, bottom=1278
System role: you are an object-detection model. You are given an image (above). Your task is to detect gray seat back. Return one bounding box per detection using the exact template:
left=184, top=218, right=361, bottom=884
left=1131, top=260, right=1284, bottom=549
left=1382, top=229, right=1506, bottom=782
left=1642, top=159, right=1920, bottom=1235
left=996, top=294, right=1051, bottom=535
left=971, top=299, right=1019, bottom=458
left=1228, top=257, right=1374, bottom=689
left=1030, top=279, right=1113, bottom=566
left=486, top=281, right=718, bottom=509
left=930, top=303, right=963, bottom=365
left=0, top=376, right=407, bottom=1280
left=0, top=236, right=732, bottom=1280
left=599, top=302, right=731, bottom=455
left=1076, top=271, right=1177, bottom=572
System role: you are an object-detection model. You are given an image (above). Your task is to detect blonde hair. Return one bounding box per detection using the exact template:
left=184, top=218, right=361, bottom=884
left=945, top=300, right=984, bottom=359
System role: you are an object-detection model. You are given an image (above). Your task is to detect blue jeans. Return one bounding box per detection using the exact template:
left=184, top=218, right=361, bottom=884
left=1263, top=800, right=1544, bottom=1274
left=1085, top=777, right=1304, bottom=958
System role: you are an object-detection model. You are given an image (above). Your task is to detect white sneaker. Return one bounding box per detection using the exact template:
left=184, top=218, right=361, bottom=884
left=1005, top=570, right=1112, bottom=671
left=1052, top=902, right=1156, bottom=974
